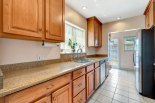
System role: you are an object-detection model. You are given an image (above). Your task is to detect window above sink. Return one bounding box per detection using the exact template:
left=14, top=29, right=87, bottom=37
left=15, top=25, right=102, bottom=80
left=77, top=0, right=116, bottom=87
left=61, top=21, right=86, bottom=53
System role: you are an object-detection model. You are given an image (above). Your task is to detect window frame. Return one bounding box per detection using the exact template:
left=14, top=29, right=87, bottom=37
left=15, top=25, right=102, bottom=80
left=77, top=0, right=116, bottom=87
left=60, top=21, right=86, bottom=54
left=123, top=36, right=136, bottom=52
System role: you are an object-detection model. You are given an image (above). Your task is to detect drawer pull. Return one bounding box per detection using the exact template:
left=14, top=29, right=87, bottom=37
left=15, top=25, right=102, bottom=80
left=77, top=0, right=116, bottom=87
left=78, top=83, right=82, bottom=87
left=79, top=72, right=82, bottom=74
left=78, top=99, right=83, bottom=103
left=46, top=85, right=54, bottom=90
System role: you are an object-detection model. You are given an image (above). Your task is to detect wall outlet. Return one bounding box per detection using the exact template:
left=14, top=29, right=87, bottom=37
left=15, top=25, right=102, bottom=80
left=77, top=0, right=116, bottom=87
left=104, top=45, right=106, bottom=48
left=38, top=55, right=44, bottom=61
left=124, top=61, right=127, bottom=63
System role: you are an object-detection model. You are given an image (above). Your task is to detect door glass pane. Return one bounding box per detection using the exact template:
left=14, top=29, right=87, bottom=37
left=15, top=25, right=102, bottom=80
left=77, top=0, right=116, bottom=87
left=110, top=39, right=119, bottom=68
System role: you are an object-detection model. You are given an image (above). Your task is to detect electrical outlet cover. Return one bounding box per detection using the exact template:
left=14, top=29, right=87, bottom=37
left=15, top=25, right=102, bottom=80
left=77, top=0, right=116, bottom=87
left=38, top=55, right=42, bottom=61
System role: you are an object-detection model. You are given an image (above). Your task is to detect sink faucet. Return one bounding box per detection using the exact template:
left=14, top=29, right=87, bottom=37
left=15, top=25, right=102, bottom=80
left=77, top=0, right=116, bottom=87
left=74, top=49, right=82, bottom=61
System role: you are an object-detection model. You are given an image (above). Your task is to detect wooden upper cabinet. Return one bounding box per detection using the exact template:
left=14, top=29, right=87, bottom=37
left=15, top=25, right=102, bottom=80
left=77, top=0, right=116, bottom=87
left=144, top=0, right=155, bottom=29
left=98, top=24, right=102, bottom=47
left=52, top=84, right=71, bottom=103
left=94, top=20, right=99, bottom=47
left=46, top=0, right=65, bottom=42
left=3, top=0, right=43, bottom=38
left=2, top=0, right=65, bottom=42
left=87, top=16, right=102, bottom=47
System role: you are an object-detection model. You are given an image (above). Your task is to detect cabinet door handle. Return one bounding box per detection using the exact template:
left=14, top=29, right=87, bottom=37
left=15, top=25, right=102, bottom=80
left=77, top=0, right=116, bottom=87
left=54, top=97, right=57, bottom=101
left=78, top=99, right=83, bottom=103
left=39, top=28, right=42, bottom=31
left=78, top=83, right=82, bottom=87
left=46, top=30, right=49, bottom=32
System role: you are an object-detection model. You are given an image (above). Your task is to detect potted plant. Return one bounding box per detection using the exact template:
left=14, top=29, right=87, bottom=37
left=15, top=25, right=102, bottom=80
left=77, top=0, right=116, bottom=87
left=68, top=39, right=78, bottom=53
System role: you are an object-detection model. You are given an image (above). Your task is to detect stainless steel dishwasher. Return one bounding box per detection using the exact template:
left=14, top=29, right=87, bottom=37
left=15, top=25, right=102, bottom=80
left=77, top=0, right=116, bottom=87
left=100, top=59, right=106, bottom=84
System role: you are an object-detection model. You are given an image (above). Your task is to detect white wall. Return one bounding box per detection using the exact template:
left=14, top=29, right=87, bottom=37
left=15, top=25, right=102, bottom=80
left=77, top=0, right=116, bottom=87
left=96, top=15, right=145, bottom=55
left=111, top=30, right=139, bottom=70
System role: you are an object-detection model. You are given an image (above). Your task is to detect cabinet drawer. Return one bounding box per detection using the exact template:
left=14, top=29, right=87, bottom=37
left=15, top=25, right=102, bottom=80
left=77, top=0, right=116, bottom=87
left=73, top=75, right=85, bottom=97
left=86, top=64, right=94, bottom=73
left=73, top=89, right=86, bottom=103
left=95, top=62, right=100, bottom=68
left=5, top=73, right=71, bottom=103
left=73, top=68, right=85, bottom=80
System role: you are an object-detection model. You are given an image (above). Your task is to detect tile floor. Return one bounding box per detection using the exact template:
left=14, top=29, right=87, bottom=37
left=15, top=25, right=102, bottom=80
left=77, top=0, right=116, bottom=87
left=86, top=68, right=155, bottom=103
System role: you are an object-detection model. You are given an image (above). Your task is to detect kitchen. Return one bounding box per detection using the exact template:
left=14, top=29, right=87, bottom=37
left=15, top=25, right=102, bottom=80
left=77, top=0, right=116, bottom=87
left=0, top=0, right=155, bottom=103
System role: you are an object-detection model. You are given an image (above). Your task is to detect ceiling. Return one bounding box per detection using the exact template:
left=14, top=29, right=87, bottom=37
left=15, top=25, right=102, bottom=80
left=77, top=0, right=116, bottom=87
left=65, top=0, right=149, bottom=24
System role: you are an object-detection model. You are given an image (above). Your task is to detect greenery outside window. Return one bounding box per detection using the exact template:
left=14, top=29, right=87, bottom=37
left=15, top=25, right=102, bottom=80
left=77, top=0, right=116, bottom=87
left=61, top=21, right=85, bottom=53
left=123, top=36, right=136, bottom=52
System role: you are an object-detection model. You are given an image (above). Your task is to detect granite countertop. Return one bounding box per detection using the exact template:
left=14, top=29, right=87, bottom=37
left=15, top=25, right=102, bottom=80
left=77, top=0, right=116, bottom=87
left=0, top=57, right=107, bottom=97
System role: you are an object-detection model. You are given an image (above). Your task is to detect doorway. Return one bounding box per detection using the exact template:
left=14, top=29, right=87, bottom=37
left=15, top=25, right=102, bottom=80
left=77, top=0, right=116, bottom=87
left=109, top=39, right=120, bottom=68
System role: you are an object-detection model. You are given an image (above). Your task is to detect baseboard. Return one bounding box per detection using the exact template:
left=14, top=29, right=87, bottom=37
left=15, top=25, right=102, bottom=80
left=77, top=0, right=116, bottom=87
left=119, top=68, right=134, bottom=71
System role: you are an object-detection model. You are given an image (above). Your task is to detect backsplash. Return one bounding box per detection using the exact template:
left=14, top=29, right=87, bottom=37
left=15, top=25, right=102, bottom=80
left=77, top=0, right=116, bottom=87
left=0, top=53, right=86, bottom=72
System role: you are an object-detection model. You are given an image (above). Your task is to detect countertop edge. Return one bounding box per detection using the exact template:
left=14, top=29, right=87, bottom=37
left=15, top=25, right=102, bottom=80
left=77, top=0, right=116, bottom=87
left=0, top=57, right=108, bottom=97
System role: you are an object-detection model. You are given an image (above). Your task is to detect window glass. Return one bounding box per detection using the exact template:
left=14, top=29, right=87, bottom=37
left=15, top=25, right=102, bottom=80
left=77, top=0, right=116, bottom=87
left=124, top=37, right=136, bottom=52
left=61, top=22, right=85, bottom=53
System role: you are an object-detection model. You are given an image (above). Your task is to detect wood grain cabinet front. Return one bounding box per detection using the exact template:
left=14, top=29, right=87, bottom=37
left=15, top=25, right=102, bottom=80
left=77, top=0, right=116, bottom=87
left=2, top=0, right=65, bottom=42
left=52, top=84, right=71, bottom=103
left=73, top=89, right=86, bottom=103
left=86, top=70, right=95, bottom=99
left=45, top=0, right=65, bottom=42
left=95, top=67, right=100, bottom=89
left=73, top=75, right=85, bottom=97
left=3, top=0, right=43, bottom=38
left=73, top=68, right=85, bottom=80
left=87, top=16, right=102, bottom=47
left=34, top=96, right=51, bottom=103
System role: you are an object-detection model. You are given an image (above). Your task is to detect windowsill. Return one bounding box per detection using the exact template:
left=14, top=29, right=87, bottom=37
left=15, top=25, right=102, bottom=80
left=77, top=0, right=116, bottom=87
left=61, top=52, right=86, bottom=54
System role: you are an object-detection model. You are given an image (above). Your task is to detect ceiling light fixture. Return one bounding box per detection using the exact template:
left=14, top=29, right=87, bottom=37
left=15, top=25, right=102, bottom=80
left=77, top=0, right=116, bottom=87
left=94, top=0, right=97, bottom=3
left=105, top=15, right=106, bottom=16
left=116, top=17, right=121, bottom=19
left=82, top=6, right=87, bottom=10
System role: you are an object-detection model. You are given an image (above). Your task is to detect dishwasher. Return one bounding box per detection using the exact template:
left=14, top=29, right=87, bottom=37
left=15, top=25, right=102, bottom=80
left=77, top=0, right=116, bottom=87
left=100, top=59, right=106, bottom=84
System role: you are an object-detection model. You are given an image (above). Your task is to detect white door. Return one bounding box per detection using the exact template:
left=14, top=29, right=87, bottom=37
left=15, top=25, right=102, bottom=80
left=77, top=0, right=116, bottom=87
left=109, top=39, right=120, bottom=68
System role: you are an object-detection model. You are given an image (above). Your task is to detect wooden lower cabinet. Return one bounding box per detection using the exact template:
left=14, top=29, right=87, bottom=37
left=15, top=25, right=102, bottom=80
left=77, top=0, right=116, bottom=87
left=95, top=67, right=100, bottom=89
left=35, top=96, right=51, bottom=103
left=73, top=89, right=86, bottom=103
left=52, top=84, right=71, bottom=103
left=86, top=70, right=95, bottom=99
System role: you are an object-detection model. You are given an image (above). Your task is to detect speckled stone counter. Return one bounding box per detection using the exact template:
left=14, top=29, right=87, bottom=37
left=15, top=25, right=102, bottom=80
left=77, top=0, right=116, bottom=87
left=0, top=57, right=107, bottom=97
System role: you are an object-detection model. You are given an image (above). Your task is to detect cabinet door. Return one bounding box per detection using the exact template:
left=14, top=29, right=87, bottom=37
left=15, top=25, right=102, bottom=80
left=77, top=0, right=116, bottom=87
left=86, top=70, right=95, bottom=99
left=145, top=12, right=149, bottom=29
left=52, top=84, right=71, bottom=103
left=3, top=0, right=43, bottom=38
left=35, top=96, right=51, bottom=103
left=149, top=3, right=154, bottom=28
left=94, top=20, right=99, bottom=47
left=98, top=24, right=102, bottom=47
left=95, top=67, right=100, bottom=89
left=46, top=0, right=65, bottom=41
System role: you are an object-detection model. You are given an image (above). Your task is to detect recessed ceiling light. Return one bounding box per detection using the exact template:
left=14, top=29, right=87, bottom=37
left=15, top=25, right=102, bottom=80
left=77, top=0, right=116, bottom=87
left=96, top=4, right=99, bottom=6
left=82, top=6, right=87, bottom=10
left=105, top=15, right=106, bottom=16
left=116, top=17, right=121, bottom=19
left=94, top=0, right=97, bottom=3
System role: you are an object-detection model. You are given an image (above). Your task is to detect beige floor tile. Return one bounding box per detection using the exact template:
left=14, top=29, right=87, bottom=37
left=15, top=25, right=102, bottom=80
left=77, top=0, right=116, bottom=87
left=97, top=95, right=112, bottom=103
left=104, top=86, right=116, bottom=92
left=112, top=100, right=121, bottom=103
left=87, top=98, right=96, bottom=103
left=96, top=88, right=104, bottom=94
left=106, top=82, right=117, bottom=88
left=128, top=88, right=139, bottom=94
left=113, top=94, right=129, bottom=103
left=108, top=80, right=118, bottom=84
left=115, top=88, right=129, bottom=97
left=117, top=85, right=129, bottom=92
left=100, top=84, right=106, bottom=89
left=143, top=97, right=155, bottom=103
left=129, top=99, right=143, bottom=103
left=101, top=90, right=114, bottom=98
left=91, top=92, right=100, bottom=100
left=129, top=93, right=144, bottom=103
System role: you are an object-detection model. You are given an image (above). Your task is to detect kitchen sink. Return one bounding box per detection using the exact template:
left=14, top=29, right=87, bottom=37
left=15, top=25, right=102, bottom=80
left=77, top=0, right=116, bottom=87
left=76, top=59, right=94, bottom=63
